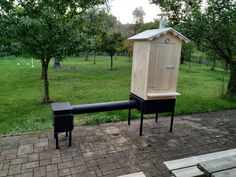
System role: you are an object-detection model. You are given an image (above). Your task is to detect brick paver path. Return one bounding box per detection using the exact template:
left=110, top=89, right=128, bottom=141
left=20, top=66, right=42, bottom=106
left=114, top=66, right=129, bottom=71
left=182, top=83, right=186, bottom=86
left=1, top=110, right=236, bottom=177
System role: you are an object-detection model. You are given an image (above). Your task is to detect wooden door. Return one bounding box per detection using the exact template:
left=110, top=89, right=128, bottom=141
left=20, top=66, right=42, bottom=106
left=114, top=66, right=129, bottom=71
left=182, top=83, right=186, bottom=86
left=148, top=42, right=178, bottom=91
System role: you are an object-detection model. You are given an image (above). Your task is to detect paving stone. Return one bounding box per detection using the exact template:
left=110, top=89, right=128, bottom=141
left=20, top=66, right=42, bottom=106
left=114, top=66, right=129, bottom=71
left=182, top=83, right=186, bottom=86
left=70, top=165, right=88, bottom=174
left=11, top=158, right=28, bottom=165
left=100, top=162, right=120, bottom=172
left=0, top=155, right=5, bottom=161
left=2, top=162, right=10, bottom=170
left=94, top=169, right=103, bottom=176
left=5, top=154, right=17, bottom=160
left=1, top=148, right=18, bottom=155
left=51, top=157, right=62, bottom=164
left=72, top=170, right=96, bottom=177
left=8, top=164, right=21, bottom=175
left=62, top=157, right=73, bottom=162
left=35, top=141, right=48, bottom=148
left=58, top=161, right=74, bottom=170
left=39, top=151, right=60, bottom=160
left=22, top=161, right=39, bottom=169
left=73, top=157, right=85, bottom=166
left=18, top=145, right=33, bottom=155
left=14, top=172, right=33, bottom=177
left=46, top=164, right=58, bottom=172
left=0, top=169, right=8, bottom=177
left=33, top=166, right=46, bottom=177
left=59, top=168, right=71, bottom=176
left=28, top=153, right=39, bottom=162
left=46, top=170, right=58, bottom=177
left=100, top=169, right=114, bottom=176
left=21, top=168, right=33, bottom=173
left=39, top=159, right=50, bottom=166
left=34, top=147, right=44, bottom=153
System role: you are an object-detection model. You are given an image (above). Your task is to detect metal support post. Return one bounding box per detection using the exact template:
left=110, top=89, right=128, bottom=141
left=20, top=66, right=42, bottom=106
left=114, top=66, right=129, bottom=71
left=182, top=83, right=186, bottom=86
left=155, top=113, right=159, bottom=122
left=55, top=133, right=59, bottom=149
left=69, top=131, right=72, bottom=147
left=170, top=111, right=174, bottom=132
left=128, top=109, right=131, bottom=125
left=140, top=113, right=144, bottom=136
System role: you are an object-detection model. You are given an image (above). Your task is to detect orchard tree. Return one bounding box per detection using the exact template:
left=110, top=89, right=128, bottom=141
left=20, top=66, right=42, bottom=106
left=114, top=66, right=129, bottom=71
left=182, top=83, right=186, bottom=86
left=132, top=7, right=146, bottom=33
left=150, top=0, right=236, bottom=96
left=0, top=0, right=106, bottom=103
left=101, top=32, right=123, bottom=70
left=123, top=40, right=133, bottom=62
left=180, top=43, right=194, bottom=64
left=81, top=8, right=117, bottom=61
left=138, top=20, right=159, bottom=32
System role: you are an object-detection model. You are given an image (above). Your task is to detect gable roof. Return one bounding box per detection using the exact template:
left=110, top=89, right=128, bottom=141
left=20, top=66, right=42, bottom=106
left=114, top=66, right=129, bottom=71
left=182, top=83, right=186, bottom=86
left=128, top=28, right=190, bottom=43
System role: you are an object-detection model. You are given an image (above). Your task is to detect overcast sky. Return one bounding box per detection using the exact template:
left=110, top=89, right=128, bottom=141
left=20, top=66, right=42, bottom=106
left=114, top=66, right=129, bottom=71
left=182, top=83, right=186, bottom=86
left=110, top=0, right=161, bottom=24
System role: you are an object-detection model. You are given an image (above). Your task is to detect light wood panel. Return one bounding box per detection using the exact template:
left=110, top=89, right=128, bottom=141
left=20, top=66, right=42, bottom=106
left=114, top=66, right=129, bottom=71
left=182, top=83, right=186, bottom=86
left=164, top=148, right=236, bottom=171
left=131, top=41, right=150, bottom=99
left=171, top=166, right=205, bottom=177
left=197, top=155, right=236, bottom=177
left=212, top=168, right=236, bottom=177
left=146, top=34, right=182, bottom=99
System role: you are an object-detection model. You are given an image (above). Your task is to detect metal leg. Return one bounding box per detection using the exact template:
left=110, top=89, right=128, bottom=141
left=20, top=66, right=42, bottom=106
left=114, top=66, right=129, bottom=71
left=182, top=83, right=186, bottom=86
left=155, top=113, right=159, bottom=122
left=55, top=133, right=59, bottom=149
left=170, top=111, right=174, bottom=132
left=140, top=113, right=144, bottom=136
left=65, top=132, right=68, bottom=137
left=69, top=131, right=72, bottom=147
left=54, top=131, right=56, bottom=139
left=128, top=109, right=131, bottom=125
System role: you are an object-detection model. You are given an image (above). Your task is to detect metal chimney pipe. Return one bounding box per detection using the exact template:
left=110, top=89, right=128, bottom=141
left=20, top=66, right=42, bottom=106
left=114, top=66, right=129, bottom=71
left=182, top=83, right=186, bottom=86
left=157, top=13, right=169, bottom=29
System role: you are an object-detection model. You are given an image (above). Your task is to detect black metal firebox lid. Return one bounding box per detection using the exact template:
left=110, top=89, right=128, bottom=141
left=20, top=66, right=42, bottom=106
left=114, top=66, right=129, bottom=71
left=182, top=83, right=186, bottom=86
left=51, top=102, right=73, bottom=115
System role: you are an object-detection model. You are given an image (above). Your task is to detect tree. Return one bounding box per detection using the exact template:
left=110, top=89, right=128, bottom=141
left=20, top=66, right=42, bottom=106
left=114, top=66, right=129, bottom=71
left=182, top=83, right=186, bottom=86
left=78, top=8, right=117, bottom=61
left=150, top=0, right=236, bottom=96
left=132, top=7, right=146, bottom=33
left=122, top=40, right=133, bottom=62
left=101, top=32, right=123, bottom=70
left=0, top=0, right=106, bottom=103
left=138, top=20, right=159, bottom=33
left=180, top=43, right=194, bottom=64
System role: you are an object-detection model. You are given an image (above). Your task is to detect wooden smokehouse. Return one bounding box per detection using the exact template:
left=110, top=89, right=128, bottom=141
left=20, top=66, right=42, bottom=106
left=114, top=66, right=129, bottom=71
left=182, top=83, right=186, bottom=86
left=129, top=28, right=190, bottom=100
left=128, top=28, right=190, bottom=135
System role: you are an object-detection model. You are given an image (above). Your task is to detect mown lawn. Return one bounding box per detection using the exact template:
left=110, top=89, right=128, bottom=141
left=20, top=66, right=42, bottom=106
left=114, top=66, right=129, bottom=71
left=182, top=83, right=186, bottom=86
left=0, top=56, right=235, bottom=135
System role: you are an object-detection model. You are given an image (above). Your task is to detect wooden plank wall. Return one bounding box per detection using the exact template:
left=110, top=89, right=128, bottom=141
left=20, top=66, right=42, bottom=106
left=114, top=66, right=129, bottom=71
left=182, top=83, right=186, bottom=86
left=131, top=41, right=151, bottom=99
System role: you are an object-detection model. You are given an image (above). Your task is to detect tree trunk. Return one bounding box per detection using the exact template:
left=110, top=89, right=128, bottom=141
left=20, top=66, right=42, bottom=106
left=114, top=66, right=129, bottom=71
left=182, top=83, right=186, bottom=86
left=227, top=66, right=236, bottom=96
left=42, top=59, right=51, bottom=104
left=180, top=51, right=185, bottom=64
left=225, top=63, right=229, bottom=71
left=211, top=59, right=216, bottom=70
left=40, top=60, right=45, bottom=80
left=110, top=55, right=113, bottom=70
left=180, top=56, right=184, bottom=64
left=186, top=53, right=191, bottom=61
left=93, top=52, right=96, bottom=65
left=53, top=57, right=61, bottom=69
left=85, top=52, right=89, bottom=61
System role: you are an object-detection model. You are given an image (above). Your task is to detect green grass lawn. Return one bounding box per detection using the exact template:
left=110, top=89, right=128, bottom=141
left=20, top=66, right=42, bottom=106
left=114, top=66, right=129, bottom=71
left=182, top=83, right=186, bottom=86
left=0, top=56, right=236, bottom=135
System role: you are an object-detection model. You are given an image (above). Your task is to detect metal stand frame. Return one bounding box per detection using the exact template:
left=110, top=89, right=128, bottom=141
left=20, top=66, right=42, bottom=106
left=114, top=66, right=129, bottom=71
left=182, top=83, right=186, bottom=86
left=129, top=93, right=176, bottom=136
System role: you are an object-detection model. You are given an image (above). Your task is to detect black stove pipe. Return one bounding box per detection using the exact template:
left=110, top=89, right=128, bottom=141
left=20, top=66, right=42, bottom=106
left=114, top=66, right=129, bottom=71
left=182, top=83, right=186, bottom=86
left=72, top=100, right=138, bottom=114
